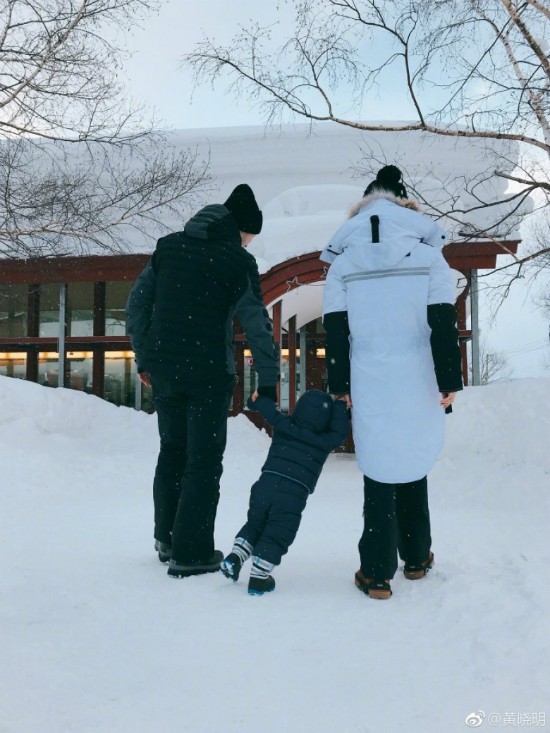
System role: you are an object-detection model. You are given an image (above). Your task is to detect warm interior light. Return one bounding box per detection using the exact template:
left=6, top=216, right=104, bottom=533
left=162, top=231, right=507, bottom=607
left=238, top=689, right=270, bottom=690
left=39, top=351, right=94, bottom=360
left=245, top=348, right=303, bottom=358
left=67, top=351, right=94, bottom=359
left=0, top=353, right=26, bottom=360
left=104, top=351, right=135, bottom=359
left=316, top=348, right=326, bottom=358
left=37, top=350, right=134, bottom=360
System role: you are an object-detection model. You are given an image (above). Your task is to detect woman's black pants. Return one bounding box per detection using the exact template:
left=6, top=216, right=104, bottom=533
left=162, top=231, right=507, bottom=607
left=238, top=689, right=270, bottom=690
left=358, top=475, right=431, bottom=580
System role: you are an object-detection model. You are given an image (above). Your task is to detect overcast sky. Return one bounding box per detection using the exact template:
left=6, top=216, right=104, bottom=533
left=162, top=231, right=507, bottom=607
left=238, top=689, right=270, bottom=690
left=121, top=0, right=417, bottom=130
left=122, top=0, right=292, bottom=130
left=120, top=0, right=549, bottom=378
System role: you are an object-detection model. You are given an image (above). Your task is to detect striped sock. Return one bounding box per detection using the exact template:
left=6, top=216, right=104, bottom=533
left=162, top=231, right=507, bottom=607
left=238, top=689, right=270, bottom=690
left=232, top=537, right=253, bottom=565
left=251, top=556, right=275, bottom=579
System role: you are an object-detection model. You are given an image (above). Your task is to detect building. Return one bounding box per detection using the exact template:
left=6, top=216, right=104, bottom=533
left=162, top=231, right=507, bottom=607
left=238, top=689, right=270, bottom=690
left=0, top=124, right=521, bottom=413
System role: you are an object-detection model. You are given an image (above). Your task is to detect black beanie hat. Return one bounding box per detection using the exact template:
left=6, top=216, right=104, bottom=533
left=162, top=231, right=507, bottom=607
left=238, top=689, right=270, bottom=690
left=223, top=184, right=263, bottom=234
left=363, top=165, right=408, bottom=199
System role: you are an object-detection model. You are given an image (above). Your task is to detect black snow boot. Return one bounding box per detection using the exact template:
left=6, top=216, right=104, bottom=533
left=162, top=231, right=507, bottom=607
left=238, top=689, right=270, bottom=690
left=154, top=539, right=171, bottom=563
left=167, top=550, right=224, bottom=578
left=220, top=553, right=243, bottom=581
left=248, top=575, right=276, bottom=596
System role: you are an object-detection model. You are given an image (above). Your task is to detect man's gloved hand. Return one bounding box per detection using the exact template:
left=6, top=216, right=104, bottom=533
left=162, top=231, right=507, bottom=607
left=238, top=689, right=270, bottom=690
left=138, top=371, right=152, bottom=387
left=256, top=385, right=277, bottom=402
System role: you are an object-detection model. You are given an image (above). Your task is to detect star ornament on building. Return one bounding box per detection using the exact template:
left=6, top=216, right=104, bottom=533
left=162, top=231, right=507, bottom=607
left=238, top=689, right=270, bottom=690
left=285, top=275, right=300, bottom=292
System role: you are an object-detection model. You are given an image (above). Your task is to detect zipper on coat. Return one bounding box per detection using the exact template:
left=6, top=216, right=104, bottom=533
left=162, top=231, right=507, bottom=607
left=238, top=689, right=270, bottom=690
left=370, top=215, right=380, bottom=243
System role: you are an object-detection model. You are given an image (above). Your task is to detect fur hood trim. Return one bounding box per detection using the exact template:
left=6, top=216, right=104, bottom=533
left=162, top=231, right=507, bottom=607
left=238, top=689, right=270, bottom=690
left=348, top=191, right=422, bottom=219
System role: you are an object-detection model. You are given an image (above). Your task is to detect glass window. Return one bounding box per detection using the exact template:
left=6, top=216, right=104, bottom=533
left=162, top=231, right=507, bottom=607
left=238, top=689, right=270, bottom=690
left=0, top=285, right=28, bottom=337
left=104, top=350, right=137, bottom=407
left=39, top=351, right=60, bottom=386
left=243, top=346, right=305, bottom=412
left=296, top=332, right=305, bottom=400
left=66, top=352, right=92, bottom=391
left=280, top=351, right=290, bottom=411
left=0, top=351, right=27, bottom=378
left=141, top=382, right=154, bottom=413
left=39, top=284, right=61, bottom=337
left=67, top=283, right=94, bottom=337
left=38, top=351, right=92, bottom=391
left=105, top=281, right=133, bottom=336
left=243, top=350, right=258, bottom=406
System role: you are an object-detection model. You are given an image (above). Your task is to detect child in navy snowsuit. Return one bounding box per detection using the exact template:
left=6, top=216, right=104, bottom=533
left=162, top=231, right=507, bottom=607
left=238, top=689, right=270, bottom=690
left=221, top=389, right=349, bottom=595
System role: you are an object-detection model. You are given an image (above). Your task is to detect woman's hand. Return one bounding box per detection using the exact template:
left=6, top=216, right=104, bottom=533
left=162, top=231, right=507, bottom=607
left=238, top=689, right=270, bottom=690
left=440, top=392, right=456, bottom=409
left=336, top=393, right=352, bottom=409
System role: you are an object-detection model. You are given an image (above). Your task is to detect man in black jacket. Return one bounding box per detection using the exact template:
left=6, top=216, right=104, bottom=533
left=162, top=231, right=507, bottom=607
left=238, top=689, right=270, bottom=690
left=126, top=184, right=279, bottom=577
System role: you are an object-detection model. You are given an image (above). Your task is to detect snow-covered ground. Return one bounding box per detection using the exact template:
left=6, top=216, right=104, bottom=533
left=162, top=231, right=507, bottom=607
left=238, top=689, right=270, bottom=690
left=1, top=375, right=549, bottom=733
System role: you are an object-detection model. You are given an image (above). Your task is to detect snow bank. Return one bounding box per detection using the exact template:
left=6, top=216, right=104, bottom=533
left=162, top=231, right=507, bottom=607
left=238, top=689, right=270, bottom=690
left=1, top=375, right=549, bottom=733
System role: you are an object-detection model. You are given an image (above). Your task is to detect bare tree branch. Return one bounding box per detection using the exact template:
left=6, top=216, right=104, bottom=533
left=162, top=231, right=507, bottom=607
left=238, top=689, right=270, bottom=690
left=501, top=0, right=550, bottom=80
left=184, top=0, right=550, bottom=297
left=523, top=0, right=550, bottom=21
left=0, top=0, right=211, bottom=258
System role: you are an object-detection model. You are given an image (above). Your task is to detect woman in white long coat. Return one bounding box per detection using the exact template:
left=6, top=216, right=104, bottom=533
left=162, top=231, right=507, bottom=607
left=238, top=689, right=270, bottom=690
left=322, top=166, right=463, bottom=600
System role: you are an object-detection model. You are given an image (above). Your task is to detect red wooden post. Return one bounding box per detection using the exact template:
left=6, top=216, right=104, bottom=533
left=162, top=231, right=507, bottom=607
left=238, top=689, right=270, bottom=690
left=92, top=282, right=106, bottom=397
left=456, top=277, right=470, bottom=386
left=288, top=315, right=297, bottom=412
left=272, top=300, right=282, bottom=406
left=25, top=284, right=40, bottom=382
left=232, top=340, right=245, bottom=414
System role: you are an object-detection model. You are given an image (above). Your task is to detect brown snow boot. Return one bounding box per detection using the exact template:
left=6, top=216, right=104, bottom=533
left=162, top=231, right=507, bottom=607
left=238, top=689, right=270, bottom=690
left=404, top=551, right=434, bottom=580
left=354, top=570, right=392, bottom=600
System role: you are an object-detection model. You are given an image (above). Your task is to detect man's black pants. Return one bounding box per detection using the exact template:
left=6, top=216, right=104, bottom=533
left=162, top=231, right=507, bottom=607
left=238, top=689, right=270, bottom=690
left=358, top=475, right=431, bottom=580
left=151, top=374, right=234, bottom=563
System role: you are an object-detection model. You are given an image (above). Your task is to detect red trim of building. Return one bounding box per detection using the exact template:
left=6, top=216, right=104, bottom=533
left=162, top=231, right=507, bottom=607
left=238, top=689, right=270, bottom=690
left=0, top=236, right=520, bottom=406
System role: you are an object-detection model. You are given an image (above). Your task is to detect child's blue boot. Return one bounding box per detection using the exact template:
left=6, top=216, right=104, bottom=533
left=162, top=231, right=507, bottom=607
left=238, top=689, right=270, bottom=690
left=248, top=575, right=276, bottom=596
left=220, top=553, right=242, bottom=581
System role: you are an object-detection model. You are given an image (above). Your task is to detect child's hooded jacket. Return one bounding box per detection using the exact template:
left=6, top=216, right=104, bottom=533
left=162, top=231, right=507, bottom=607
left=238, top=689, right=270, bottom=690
left=247, top=390, right=349, bottom=493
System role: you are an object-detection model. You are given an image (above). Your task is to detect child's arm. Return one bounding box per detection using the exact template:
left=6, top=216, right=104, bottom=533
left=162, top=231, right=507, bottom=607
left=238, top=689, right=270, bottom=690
left=321, top=399, right=350, bottom=451
left=246, top=394, right=291, bottom=430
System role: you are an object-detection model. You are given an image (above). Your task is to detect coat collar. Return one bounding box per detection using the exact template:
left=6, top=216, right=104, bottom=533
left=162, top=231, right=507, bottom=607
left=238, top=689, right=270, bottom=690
left=348, top=192, right=422, bottom=219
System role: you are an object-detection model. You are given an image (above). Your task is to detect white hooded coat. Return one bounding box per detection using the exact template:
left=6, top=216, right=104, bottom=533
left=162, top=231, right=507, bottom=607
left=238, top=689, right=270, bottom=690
left=321, top=193, right=455, bottom=483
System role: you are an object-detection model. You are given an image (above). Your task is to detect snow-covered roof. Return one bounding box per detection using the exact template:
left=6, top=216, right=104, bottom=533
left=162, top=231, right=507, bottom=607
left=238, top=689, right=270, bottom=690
left=131, top=123, right=529, bottom=268
left=5, top=122, right=528, bottom=265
